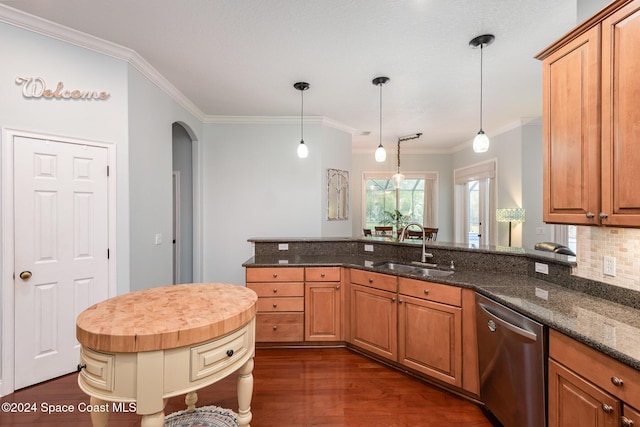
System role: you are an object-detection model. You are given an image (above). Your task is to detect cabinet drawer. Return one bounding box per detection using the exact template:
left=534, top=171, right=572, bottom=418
left=255, top=313, right=304, bottom=342
left=350, top=269, right=397, bottom=292
left=246, top=267, right=304, bottom=282
left=247, top=282, right=304, bottom=297
left=256, top=297, right=304, bottom=312
left=398, top=278, right=461, bottom=307
left=305, top=267, right=341, bottom=282
left=190, top=323, right=251, bottom=382
left=79, top=346, right=115, bottom=392
left=550, top=329, right=640, bottom=409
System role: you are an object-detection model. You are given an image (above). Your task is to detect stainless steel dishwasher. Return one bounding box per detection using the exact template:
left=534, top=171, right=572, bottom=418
left=476, top=293, right=547, bottom=427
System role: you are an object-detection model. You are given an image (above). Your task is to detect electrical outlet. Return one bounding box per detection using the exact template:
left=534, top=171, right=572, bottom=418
left=278, top=243, right=289, bottom=251
left=603, top=256, right=616, bottom=276
left=535, top=262, right=549, bottom=275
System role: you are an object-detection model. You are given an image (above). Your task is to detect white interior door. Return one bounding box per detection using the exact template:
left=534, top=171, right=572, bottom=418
left=13, top=136, right=109, bottom=389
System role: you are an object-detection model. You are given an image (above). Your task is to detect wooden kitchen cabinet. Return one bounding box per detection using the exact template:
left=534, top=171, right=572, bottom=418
left=304, top=267, right=343, bottom=341
left=246, top=267, right=305, bottom=342
left=538, top=0, right=640, bottom=226
left=548, top=329, right=640, bottom=427
left=397, top=278, right=462, bottom=387
left=349, top=269, right=398, bottom=360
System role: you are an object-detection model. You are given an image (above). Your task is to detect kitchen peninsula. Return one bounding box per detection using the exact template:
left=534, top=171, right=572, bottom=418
left=244, top=237, right=640, bottom=424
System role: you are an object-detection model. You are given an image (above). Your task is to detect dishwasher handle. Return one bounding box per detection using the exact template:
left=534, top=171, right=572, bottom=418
left=479, top=303, right=538, bottom=342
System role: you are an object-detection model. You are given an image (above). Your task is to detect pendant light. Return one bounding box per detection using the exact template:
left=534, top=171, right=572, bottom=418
left=294, top=81, right=310, bottom=158
left=372, top=77, right=389, bottom=162
left=469, top=34, right=495, bottom=153
left=393, top=133, right=422, bottom=189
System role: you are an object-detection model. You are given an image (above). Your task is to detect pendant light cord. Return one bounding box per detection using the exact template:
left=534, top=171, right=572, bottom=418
left=479, top=43, right=484, bottom=131
left=397, top=139, right=401, bottom=173
left=300, top=88, right=304, bottom=141
left=379, top=83, right=382, bottom=147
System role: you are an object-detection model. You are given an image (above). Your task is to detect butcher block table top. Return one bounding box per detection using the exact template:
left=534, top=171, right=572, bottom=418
left=76, top=283, right=258, bottom=353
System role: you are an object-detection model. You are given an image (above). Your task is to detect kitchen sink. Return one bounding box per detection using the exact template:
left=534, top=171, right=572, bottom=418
left=373, top=262, right=454, bottom=277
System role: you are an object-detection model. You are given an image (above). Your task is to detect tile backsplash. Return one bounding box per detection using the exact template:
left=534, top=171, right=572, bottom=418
left=574, top=226, right=640, bottom=292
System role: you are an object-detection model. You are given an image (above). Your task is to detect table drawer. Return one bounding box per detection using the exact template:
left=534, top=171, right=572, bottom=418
left=190, top=323, right=251, bottom=382
left=256, top=297, right=304, bottom=312
left=79, top=346, right=115, bottom=392
left=247, top=282, right=304, bottom=297
left=256, top=313, right=304, bottom=342
left=246, top=267, right=304, bottom=282
left=350, top=269, right=397, bottom=292
left=305, top=267, right=341, bottom=282
left=398, top=278, right=461, bottom=307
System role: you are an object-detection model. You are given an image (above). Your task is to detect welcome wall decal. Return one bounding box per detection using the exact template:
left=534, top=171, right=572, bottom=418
left=15, top=76, right=110, bottom=100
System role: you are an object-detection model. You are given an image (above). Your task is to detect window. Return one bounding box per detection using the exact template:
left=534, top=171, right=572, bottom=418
left=363, top=172, right=438, bottom=230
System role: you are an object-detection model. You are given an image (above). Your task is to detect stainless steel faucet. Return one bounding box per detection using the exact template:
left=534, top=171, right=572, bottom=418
left=399, top=222, right=434, bottom=263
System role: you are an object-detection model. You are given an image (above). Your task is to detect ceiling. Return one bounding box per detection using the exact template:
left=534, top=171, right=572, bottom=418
left=0, top=0, right=578, bottom=152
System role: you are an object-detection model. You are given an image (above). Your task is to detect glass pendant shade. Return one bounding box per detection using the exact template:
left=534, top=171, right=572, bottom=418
left=375, top=144, right=387, bottom=162
left=297, top=140, right=308, bottom=158
left=473, top=130, right=490, bottom=153
left=392, top=172, right=404, bottom=189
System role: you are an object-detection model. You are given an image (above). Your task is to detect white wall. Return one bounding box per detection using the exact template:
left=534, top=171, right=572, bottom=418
left=201, top=120, right=352, bottom=286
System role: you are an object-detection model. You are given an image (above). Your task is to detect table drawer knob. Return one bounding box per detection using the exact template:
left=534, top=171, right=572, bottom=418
left=226, top=349, right=234, bottom=357
left=611, top=376, right=624, bottom=387
left=77, top=364, right=86, bottom=372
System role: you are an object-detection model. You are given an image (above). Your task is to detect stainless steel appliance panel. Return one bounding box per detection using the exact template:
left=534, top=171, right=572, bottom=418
left=476, top=293, right=546, bottom=427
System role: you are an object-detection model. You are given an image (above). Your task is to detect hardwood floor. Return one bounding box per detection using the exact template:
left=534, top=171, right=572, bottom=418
left=0, top=348, right=495, bottom=426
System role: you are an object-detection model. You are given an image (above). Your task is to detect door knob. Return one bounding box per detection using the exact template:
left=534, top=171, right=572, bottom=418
left=19, top=271, right=32, bottom=280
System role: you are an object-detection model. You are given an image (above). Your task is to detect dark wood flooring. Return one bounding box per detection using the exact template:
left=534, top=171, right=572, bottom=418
left=0, top=347, right=495, bottom=426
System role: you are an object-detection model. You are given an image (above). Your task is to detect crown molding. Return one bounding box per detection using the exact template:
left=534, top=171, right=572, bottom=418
left=0, top=4, right=205, bottom=121
left=203, top=115, right=357, bottom=134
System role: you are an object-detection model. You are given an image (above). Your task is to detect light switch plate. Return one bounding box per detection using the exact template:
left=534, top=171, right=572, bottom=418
left=364, top=244, right=374, bottom=252
left=535, top=287, right=549, bottom=300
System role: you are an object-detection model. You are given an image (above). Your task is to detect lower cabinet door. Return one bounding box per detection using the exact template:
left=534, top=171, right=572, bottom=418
left=548, top=359, right=621, bottom=427
left=398, top=295, right=462, bottom=387
left=350, top=283, right=397, bottom=361
left=305, top=282, right=341, bottom=341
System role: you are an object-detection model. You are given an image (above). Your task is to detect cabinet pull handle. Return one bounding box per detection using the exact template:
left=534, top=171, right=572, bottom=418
left=335, top=285, right=340, bottom=290
left=424, top=289, right=429, bottom=295
left=273, top=288, right=278, bottom=293
left=622, top=416, right=634, bottom=427
left=368, top=278, right=373, bottom=283
left=601, top=403, right=614, bottom=414
left=599, top=212, right=609, bottom=219
left=611, top=376, right=624, bottom=387
left=586, top=212, right=595, bottom=219
left=272, top=273, right=278, bottom=278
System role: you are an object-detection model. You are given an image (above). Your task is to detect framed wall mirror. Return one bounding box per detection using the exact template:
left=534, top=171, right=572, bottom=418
left=327, top=168, right=349, bottom=220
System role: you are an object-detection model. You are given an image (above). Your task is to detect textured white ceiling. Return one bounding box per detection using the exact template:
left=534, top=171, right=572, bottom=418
left=0, top=0, right=578, bottom=151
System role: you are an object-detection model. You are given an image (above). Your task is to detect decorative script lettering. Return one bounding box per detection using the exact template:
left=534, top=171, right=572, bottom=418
left=15, top=76, right=110, bottom=100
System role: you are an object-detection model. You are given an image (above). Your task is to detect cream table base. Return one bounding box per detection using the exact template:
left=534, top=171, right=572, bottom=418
left=78, top=319, right=255, bottom=427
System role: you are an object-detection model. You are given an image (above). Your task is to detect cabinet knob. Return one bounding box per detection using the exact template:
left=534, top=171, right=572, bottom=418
left=77, top=364, right=86, bottom=372
left=226, top=349, right=234, bottom=357
left=368, top=278, right=373, bottom=283
left=272, top=273, right=278, bottom=278
left=273, top=325, right=278, bottom=330
left=272, top=303, right=278, bottom=308
left=398, top=299, right=403, bottom=304
left=424, top=289, right=429, bottom=295
left=391, top=297, right=396, bottom=302
left=611, top=376, right=624, bottom=387
left=622, top=416, right=634, bottom=427
left=273, top=288, right=278, bottom=293
left=321, top=272, right=325, bottom=277
left=335, top=285, right=340, bottom=290
left=599, top=212, right=609, bottom=219
left=586, top=212, right=595, bottom=219
left=601, top=403, right=614, bottom=414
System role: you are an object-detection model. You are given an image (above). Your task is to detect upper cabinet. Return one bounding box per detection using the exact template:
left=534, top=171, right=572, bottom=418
left=537, top=0, right=640, bottom=227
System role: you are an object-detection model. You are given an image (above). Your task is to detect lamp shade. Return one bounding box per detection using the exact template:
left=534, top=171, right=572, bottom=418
left=375, top=144, right=387, bottom=162
left=473, top=130, right=490, bottom=153
left=496, top=208, right=526, bottom=223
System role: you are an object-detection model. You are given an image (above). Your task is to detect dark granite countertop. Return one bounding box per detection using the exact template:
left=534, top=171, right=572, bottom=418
left=243, top=253, right=640, bottom=371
